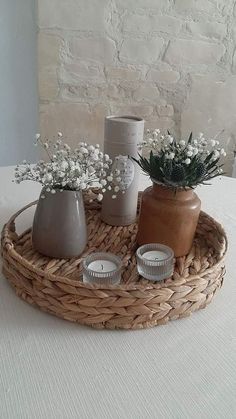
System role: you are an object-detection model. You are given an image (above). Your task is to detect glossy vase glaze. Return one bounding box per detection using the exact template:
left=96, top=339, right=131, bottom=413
left=32, top=189, right=87, bottom=258
left=137, top=184, right=201, bottom=257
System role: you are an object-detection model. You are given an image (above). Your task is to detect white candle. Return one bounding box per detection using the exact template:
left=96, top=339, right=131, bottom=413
left=83, top=252, right=122, bottom=285
left=142, top=250, right=167, bottom=261
left=136, top=244, right=174, bottom=282
left=88, top=260, right=117, bottom=273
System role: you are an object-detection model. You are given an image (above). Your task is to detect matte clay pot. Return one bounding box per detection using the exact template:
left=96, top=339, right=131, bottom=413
left=32, top=189, right=87, bottom=258
left=137, top=184, right=201, bottom=257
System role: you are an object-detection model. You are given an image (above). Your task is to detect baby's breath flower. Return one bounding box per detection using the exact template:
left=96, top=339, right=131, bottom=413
left=213, top=150, right=220, bottom=160
left=80, top=183, right=87, bottom=190
left=104, top=154, right=110, bottom=161
left=44, top=173, right=53, bottom=182
left=14, top=133, right=122, bottom=201
left=80, top=147, right=88, bottom=154
left=88, top=145, right=95, bottom=152
left=179, top=140, right=185, bottom=146
left=94, top=155, right=100, bottom=162
left=167, top=135, right=174, bottom=144
left=88, top=166, right=94, bottom=174
left=61, top=161, right=69, bottom=171
left=97, top=194, right=103, bottom=202
left=184, top=158, right=191, bottom=165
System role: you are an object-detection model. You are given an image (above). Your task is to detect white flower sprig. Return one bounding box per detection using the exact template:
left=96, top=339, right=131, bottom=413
left=134, top=130, right=226, bottom=189
left=15, top=133, right=122, bottom=200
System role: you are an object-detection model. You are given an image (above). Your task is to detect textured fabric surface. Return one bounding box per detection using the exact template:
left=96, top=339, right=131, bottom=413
left=0, top=167, right=236, bottom=419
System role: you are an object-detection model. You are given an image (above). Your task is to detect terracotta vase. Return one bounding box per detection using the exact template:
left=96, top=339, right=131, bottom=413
left=32, top=189, right=87, bottom=258
left=137, top=183, right=201, bottom=257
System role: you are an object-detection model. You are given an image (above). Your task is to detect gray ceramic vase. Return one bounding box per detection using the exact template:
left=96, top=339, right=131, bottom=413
left=32, top=189, right=87, bottom=258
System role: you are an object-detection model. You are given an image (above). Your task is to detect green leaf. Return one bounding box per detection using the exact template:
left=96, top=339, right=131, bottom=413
left=188, top=132, right=193, bottom=144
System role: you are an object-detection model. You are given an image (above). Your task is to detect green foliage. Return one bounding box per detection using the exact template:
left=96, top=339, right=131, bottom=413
left=133, top=131, right=225, bottom=190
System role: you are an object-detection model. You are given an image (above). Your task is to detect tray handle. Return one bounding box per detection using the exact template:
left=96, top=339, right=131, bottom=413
left=1, top=200, right=38, bottom=250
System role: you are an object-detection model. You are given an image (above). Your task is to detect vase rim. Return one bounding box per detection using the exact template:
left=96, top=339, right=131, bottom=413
left=151, top=178, right=195, bottom=191
left=42, top=187, right=82, bottom=194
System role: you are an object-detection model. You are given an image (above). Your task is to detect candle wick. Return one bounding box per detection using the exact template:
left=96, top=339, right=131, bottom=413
left=101, top=264, right=104, bottom=271
left=155, top=257, right=159, bottom=260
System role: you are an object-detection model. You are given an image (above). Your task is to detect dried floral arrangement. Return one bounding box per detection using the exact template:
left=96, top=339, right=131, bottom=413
left=15, top=133, right=122, bottom=200
left=134, top=130, right=226, bottom=189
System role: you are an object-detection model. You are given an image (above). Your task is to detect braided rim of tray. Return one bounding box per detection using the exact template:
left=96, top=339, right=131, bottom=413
left=1, top=193, right=227, bottom=329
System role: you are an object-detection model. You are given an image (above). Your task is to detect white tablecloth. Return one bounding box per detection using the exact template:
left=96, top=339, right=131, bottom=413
left=0, top=166, right=236, bottom=419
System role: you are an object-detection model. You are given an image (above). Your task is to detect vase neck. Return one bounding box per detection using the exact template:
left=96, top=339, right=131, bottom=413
left=152, top=183, right=195, bottom=201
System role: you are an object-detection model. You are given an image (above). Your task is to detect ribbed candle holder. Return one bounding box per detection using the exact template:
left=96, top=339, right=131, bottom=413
left=136, top=243, right=174, bottom=281
left=83, top=252, right=122, bottom=285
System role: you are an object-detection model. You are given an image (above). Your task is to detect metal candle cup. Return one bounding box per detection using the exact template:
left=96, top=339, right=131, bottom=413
left=136, top=244, right=174, bottom=281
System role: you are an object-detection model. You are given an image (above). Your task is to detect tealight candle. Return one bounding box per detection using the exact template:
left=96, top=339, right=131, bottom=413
left=136, top=244, right=174, bottom=282
left=142, top=250, right=167, bottom=261
left=83, top=252, right=122, bottom=285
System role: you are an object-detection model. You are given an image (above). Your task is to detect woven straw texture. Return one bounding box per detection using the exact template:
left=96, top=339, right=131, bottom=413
left=1, top=193, right=227, bottom=330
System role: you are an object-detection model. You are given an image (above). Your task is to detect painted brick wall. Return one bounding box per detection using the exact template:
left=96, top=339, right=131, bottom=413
left=38, top=0, right=236, bottom=173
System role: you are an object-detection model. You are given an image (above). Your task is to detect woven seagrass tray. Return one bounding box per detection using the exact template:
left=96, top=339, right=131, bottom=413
left=1, top=193, right=227, bottom=330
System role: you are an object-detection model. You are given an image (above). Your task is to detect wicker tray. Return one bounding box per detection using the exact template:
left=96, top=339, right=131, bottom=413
left=1, top=194, right=227, bottom=330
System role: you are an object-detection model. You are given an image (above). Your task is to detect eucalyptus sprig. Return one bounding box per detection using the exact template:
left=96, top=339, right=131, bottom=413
left=133, top=131, right=226, bottom=189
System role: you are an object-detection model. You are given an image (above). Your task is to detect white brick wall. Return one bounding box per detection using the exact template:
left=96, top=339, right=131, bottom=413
left=38, top=0, right=236, bottom=172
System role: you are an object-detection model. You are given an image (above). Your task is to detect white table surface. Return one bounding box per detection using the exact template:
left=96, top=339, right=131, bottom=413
left=0, top=166, right=236, bottom=419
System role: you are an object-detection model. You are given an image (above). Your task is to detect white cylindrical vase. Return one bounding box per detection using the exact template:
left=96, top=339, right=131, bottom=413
left=101, top=115, right=144, bottom=226
left=232, top=156, right=236, bottom=178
